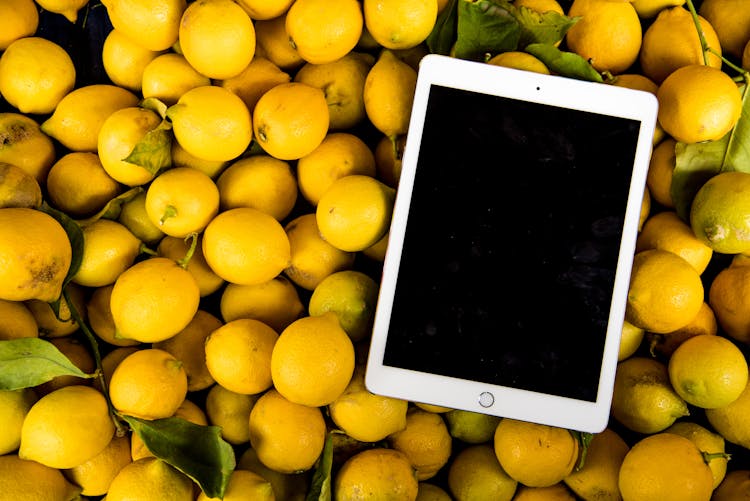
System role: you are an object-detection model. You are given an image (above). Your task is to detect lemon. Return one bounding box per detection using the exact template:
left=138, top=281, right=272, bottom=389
left=0, top=37, right=76, bottom=115
left=513, top=485, right=577, bottom=500
left=107, top=457, right=195, bottom=501
left=99, top=347, right=140, bottom=391
left=205, top=384, right=258, bottom=444
left=110, top=256, right=201, bottom=343
left=25, top=284, right=85, bottom=339
left=618, top=319, right=645, bottom=361
left=444, top=409, right=502, bottom=444
left=179, top=0, right=256, bottom=79
left=714, top=469, right=750, bottom=500
left=447, top=444, right=517, bottom=501
left=46, top=152, right=122, bottom=218
left=198, top=469, right=275, bottom=501
left=253, top=81, right=330, bottom=160
left=388, top=407, right=452, bottom=481
left=141, top=53, right=211, bottom=106
left=73, top=219, right=141, bottom=288
left=41, top=84, right=140, bottom=153
left=101, top=0, right=186, bottom=51
left=216, top=154, right=297, bottom=221
left=316, top=174, right=396, bottom=252
left=611, top=356, right=689, bottom=433
left=0, top=299, right=38, bottom=340
left=35, top=0, right=89, bottom=22
left=706, top=378, right=750, bottom=450
left=283, top=213, right=356, bottom=291
left=618, top=432, right=714, bottom=501
left=364, top=49, right=418, bottom=139
left=271, top=312, right=356, bottom=407
left=0, top=454, right=82, bottom=501
left=237, top=446, right=311, bottom=500
left=87, top=285, right=141, bottom=348
left=515, top=0, right=564, bottom=14
left=487, top=51, right=550, bottom=74
left=218, top=56, right=291, bottom=114
left=329, top=364, right=409, bottom=442
left=414, top=402, right=453, bottom=414
left=0, top=113, right=56, bottom=184
left=235, top=0, right=295, bottom=19
left=0, top=208, right=71, bottom=302
left=363, top=231, right=390, bottom=262
left=334, top=448, right=419, bottom=501
left=709, top=262, right=750, bottom=343
left=0, top=0, right=38, bottom=51
left=63, top=434, right=132, bottom=497
left=363, top=0, right=438, bottom=50
left=118, top=191, right=166, bottom=246
left=297, top=132, right=377, bottom=206
left=171, top=140, right=228, bottom=179
left=157, top=235, right=225, bottom=297
left=645, top=137, right=676, bottom=208
left=649, top=301, right=718, bottom=357
left=109, top=348, right=188, bottom=420
left=219, top=276, right=306, bottom=333
left=202, top=207, right=291, bottom=286
left=630, top=0, right=685, bottom=18
left=639, top=187, right=651, bottom=230
left=691, top=171, right=750, bottom=254
left=308, top=270, right=378, bottom=341
left=374, top=134, right=405, bottom=188
left=0, top=162, right=42, bottom=210
left=293, top=52, right=375, bottom=130
left=248, top=388, right=327, bottom=474
left=416, top=482, right=452, bottom=501
left=102, top=29, right=164, bottom=92
left=0, top=388, right=37, bottom=455
left=563, top=427, right=629, bottom=500
left=167, top=85, right=253, bottom=162
left=636, top=210, right=713, bottom=274
left=286, top=0, right=363, bottom=64
left=204, top=318, right=279, bottom=395
left=665, top=421, right=728, bottom=488
left=699, top=0, right=750, bottom=58
left=19, top=385, right=114, bottom=469
left=254, top=13, right=306, bottom=72
left=153, top=309, right=221, bottom=392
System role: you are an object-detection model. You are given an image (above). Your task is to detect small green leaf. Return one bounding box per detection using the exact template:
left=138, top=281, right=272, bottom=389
left=426, top=0, right=459, bottom=55
left=0, top=338, right=93, bottom=390
left=455, top=0, right=520, bottom=61
left=514, top=6, right=578, bottom=48
left=571, top=431, right=594, bottom=471
left=306, top=433, right=334, bottom=501
left=140, top=97, right=169, bottom=119
left=122, top=415, right=235, bottom=499
left=123, top=121, right=173, bottom=176
left=525, top=43, right=603, bottom=82
left=75, top=187, right=145, bottom=227
left=39, top=203, right=84, bottom=311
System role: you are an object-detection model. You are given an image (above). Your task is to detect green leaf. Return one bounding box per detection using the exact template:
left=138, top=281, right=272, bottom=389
left=122, top=120, right=173, bottom=176
left=672, top=85, right=750, bottom=221
left=75, top=187, right=145, bottom=227
left=0, top=338, right=93, bottom=390
left=524, top=43, right=603, bottom=82
left=140, top=97, right=169, bottom=119
left=514, top=6, right=579, bottom=48
left=306, top=433, right=334, bottom=501
left=122, top=415, right=235, bottom=499
left=426, top=0, right=459, bottom=55
left=572, top=431, right=594, bottom=471
left=455, top=0, right=520, bottom=61
left=39, top=203, right=84, bottom=312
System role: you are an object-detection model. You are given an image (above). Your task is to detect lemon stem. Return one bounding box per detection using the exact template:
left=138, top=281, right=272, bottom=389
left=139, top=242, right=158, bottom=256
left=176, top=232, right=198, bottom=269
left=702, top=451, right=732, bottom=464
left=160, top=205, right=178, bottom=226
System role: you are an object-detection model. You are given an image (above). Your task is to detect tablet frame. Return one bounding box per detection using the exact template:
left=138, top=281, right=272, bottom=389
left=364, top=54, right=658, bottom=433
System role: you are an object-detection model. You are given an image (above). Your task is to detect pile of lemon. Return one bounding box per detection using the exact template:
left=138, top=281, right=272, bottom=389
left=1, top=0, right=750, bottom=499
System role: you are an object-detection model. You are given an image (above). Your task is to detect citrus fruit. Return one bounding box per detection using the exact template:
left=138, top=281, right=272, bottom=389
left=563, top=427, right=629, bottom=500
left=25, top=284, right=85, bottom=339
left=73, top=219, right=142, bottom=288
left=706, top=378, right=750, bottom=450
left=141, top=53, right=211, bottom=106
left=0, top=0, right=38, bottom=51
left=0, top=388, right=37, bottom=455
left=630, top=0, right=685, bottom=18
left=217, top=56, right=291, bottom=113
left=635, top=210, right=713, bottom=274
left=0, top=454, right=81, bottom=501
left=101, top=0, right=186, bottom=51
left=713, top=469, right=750, bottom=500
left=444, top=409, right=502, bottom=444
left=254, top=13, right=306, bottom=71
left=699, top=0, right=750, bottom=58
left=286, top=0, right=363, bottom=64
left=102, top=28, right=164, bottom=92
left=334, top=448, right=419, bottom=501
left=619, top=320, right=645, bottom=360
left=0, top=112, right=56, bottom=184
left=364, top=49, right=418, bottom=138
left=106, top=457, right=195, bottom=501
left=308, top=270, right=379, bottom=341
left=87, top=285, right=140, bottom=348
left=512, top=484, right=577, bottom=500
left=648, top=300, right=718, bottom=357
left=374, top=134, right=405, bottom=188
left=63, top=434, right=132, bottom=497
left=171, top=140, right=228, bottom=179
left=198, top=469, right=275, bottom=501
left=234, top=0, right=295, bottom=20
left=416, top=482, right=452, bottom=501
left=691, top=171, right=750, bottom=254
left=46, top=152, right=122, bottom=218
left=0, top=299, right=38, bottom=340
left=157, top=235, right=225, bottom=297
left=447, top=444, right=518, bottom=501
left=709, top=262, right=750, bottom=343
left=388, top=407, right=452, bottom=481
left=363, top=0, right=438, bottom=50
left=645, top=137, right=676, bottom=209
left=205, top=384, right=258, bottom=445
left=0, top=162, right=42, bottom=210
left=665, top=420, right=729, bottom=488
left=118, top=191, right=166, bottom=246
left=487, top=51, right=550, bottom=74
left=237, top=447, right=310, bottom=500
left=219, top=276, right=305, bottom=333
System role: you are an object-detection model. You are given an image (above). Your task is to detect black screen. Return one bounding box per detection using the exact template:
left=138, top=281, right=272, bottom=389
left=382, top=84, right=641, bottom=402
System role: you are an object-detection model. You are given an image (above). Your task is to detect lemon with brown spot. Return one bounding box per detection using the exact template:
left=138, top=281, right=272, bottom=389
left=0, top=113, right=57, bottom=184
left=0, top=162, right=42, bottom=210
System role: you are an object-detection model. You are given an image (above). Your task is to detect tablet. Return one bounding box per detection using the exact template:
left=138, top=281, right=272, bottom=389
left=364, top=54, right=658, bottom=433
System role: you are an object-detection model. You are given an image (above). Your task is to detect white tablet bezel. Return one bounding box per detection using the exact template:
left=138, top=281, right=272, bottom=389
left=364, top=54, right=658, bottom=433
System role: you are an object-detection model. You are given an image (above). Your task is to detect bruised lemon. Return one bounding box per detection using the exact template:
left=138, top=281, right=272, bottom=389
left=690, top=171, right=750, bottom=254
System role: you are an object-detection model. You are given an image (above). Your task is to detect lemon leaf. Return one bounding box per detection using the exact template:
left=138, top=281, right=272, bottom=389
left=306, top=432, right=334, bottom=501
left=122, top=415, right=236, bottom=499
left=426, top=0, right=459, bottom=55
left=74, top=186, right=145, bottom=227
left=524, top=43, right=603, bottom=82
left=140, top=97, right=169, bottom=120
left=514, top=6, right=578, bottom=48
left=122, top=121, right=173, bottom=176
left=0, top=338, right=93, bottom=391
left=454, top=0, right=520, bottom=61
left=39, top=203, right=84, bottom=314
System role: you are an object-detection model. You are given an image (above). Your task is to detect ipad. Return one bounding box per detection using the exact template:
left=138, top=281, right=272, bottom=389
left=364, top=54, right=658, bottom=433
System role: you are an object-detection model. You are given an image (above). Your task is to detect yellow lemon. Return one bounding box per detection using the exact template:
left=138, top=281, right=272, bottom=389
left=706, top=379, right=750, bottom=450
left=283, top=213, right=356, bottom=291
left=416, top=482, right=452, bottom=501
left=690, top=171, right=750, bottom=254
left=110, top=256, right=201, bottom=343
left=611, top=356, right=689, bottom=433
left=118, top=190, right=166, bottom=246
left=645, top=137, right=676, bottom=208
left=254, top=13, right=306, bottom=72
left=0, top=162, right=42, bottom=210
left=414, top=402, right=453, bottom=414
left=109, top=348, right=188, bottom=420
left=444, top=409, right=502, bottom=444
left=198, top=469, right=275, bottom=501
left=102, top=28, right=164, bottom=92
left=0, top=388, right=37, bottom=455
left=219, top=276, right=305, bottom=333
left=87, top=286, right=140, bottom=348
left=636, top=210, right=713, bottom=274
left=46, top=152, right=122, bottom=218
left=709, top=262, right=750, bottom=343
left=447, top=444, right=518, bottom=501
left=205, top=383, right=258, bottom=444
left=0, top=0, right=38, bottom=51
left=141, top=53, right=211, bottom=106
left=648, top=300, right=718, bottom=357
left=0, top=454, right=81, bottom=501
left=618, top=319, right=645, bottom=360
left=293, top=52, right=375, bottom=130
left=41, top=84, right=140, bottom=153
left=286, top=0, right=364, bottom=64
left=0, top=208, right=71, bottom=303
left=237, top=447, right=310, bottom=500
left=363, top=231, right=390, bottom=262
left=216, top=154, right=297, bottom=221
left=630, top=0, right=685, bottom=18
left=374, top=134, right=405, bottom=188
left=296, top=132, right=377, bottom=206
left=329, top=364, right=409, bottom=443
left=271, top=312, right=356, bottom=407
left=308, top=269, right=379, bottom=341
left=202, top=207, right=291, bottom=286
left=106, top=457, right=194, bottom=501
left=63, top=434, right=132, bottom=497
left=563, top=427, right=629, bottom=499
left=99, top=347, right=141, bottom=391
left=101, top=0, right=186, bottom=51
left=618, top=432, right=714, bottom=501
left=515, top=0, right=565, bottom=14
left=364, top=49, right=418, bottom=138
left=0, top=37, right=76, bottom=115
left=713, top=469, right=750, bottom=500
left=253, top=81, right=330, bottom=160
left=699, top=0, right=750, bottom=58
left=25, top=284, right=85, bottom=338
left=316, top=174, right=396, bottom=252
left=179, top=0, right=256, bottom=79
left=218, top=56, right=291, bottom=114
left=157, top=235, right=225, bottom=297
left=73, top=219, right=141, bottom=288
left=0, top=112, right=56, bottom=184
left=35, top=0, right=88, bottom=22
left=152, top=309, right=221, bottom=392
left=487, top=51, right=550, bottom=74
left=665, top=420, right=729, bottom=488
left=334, top=448, right=419, bottom=501
left=363, top=0, right=438, bottom=50
left=248, top=388, right=327, bottom=474
left=388, top=408, right=452, bottom=481
left=235, top=0, right=295, bottom=19
left=513, top=484, right=577, bottom=500
left=19, top=385, right=115, bottom=469
left=171, top=140, right=228, bottom=179
left=0, top=299, right=38, bottom=340
left=204, top=318, right=279, bottom=395
left=167, top=85, right=253, bottom=162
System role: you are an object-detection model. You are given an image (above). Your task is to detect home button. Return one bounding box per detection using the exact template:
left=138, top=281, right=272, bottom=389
left=478, top=391, right=494, bottom=408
